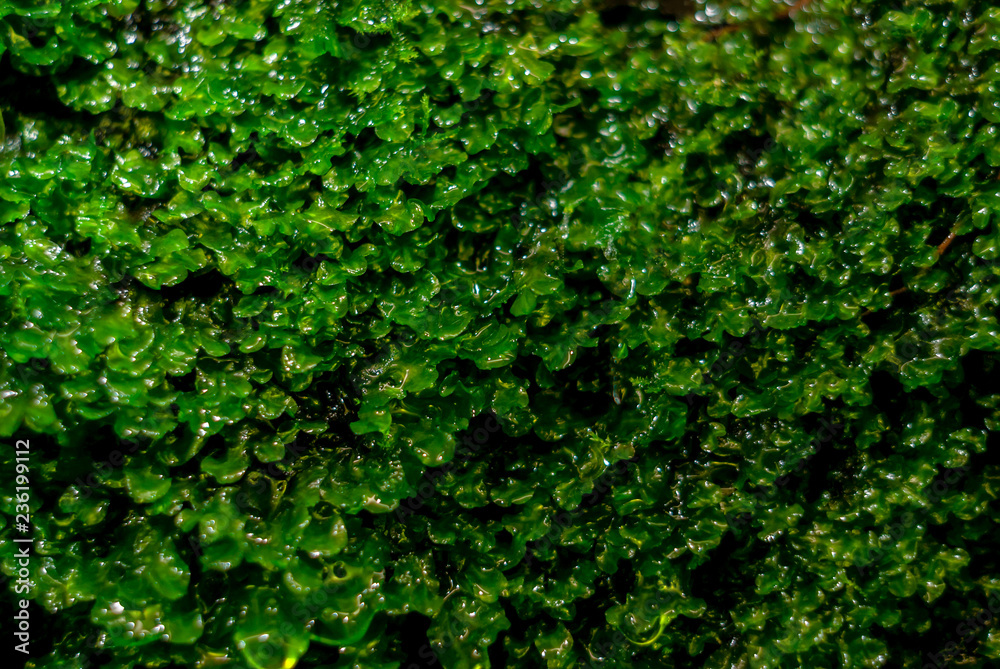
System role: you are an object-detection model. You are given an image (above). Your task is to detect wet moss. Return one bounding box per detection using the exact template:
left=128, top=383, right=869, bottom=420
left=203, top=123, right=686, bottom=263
left=2, top=0, right=1000, bottom=667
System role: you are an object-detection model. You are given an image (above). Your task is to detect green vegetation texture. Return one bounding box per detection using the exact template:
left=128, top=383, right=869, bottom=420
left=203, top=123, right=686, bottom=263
left=1, top=0, right=1000, bottom=668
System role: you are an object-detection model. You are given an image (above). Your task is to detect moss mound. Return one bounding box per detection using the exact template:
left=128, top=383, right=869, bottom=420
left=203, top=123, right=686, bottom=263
left=2, top=0, right=1000, bottom=667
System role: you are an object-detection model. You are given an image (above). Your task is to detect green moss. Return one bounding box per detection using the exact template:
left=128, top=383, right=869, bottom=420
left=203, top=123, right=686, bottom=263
left=1, top=0, right=1000, bottom=667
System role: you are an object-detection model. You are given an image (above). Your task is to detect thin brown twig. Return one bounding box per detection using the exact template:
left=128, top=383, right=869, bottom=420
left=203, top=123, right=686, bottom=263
left=936, top=231, right=957, bottom=256
left=859, top=226, right=961, bottom=318
left=704, top=0, right=814, bottom=41
left=704, top=24, right=740, bottom=40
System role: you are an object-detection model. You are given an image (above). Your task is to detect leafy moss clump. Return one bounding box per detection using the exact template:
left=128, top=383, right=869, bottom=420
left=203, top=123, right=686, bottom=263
left=2, top=0, right=1000, bottom=667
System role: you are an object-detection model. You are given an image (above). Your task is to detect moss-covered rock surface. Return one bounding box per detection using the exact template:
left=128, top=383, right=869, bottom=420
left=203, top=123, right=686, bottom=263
left=2, top=0, right=1000, bottom=667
